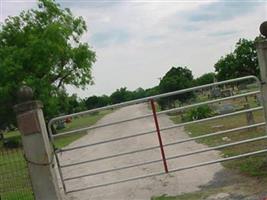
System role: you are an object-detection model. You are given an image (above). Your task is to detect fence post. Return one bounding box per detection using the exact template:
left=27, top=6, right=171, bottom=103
left=256, top=22, right=267, bottom=131
left=13, top=86, right=63, bottom=200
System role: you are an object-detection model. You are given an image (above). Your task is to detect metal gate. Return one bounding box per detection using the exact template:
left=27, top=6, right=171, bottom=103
left=48, top=75, right=267, bottom=194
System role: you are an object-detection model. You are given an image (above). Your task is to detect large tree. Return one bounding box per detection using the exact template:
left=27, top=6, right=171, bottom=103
left=0, top=0, right=96, bottom=128
left=214, top=39, right=259, bottom=81
left=84, top=95, right=110, bottom=110
left=110, top=87, right=132, bottom=104
left=158, top=66, right=194, bottom=109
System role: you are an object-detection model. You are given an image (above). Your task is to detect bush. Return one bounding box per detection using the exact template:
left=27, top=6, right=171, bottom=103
left=183, top=105, right=214, bottom=121
left=3, top=137, right=21, bottom=148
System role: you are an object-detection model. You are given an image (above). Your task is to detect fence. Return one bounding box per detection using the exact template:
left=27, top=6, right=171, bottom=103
left=0, top=140, right=34, bottom=200
left=48, top=75, right=267, bottom=194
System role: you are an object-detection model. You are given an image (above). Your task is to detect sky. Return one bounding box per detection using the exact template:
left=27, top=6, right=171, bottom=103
left=1, top=0, right=267, bottom=98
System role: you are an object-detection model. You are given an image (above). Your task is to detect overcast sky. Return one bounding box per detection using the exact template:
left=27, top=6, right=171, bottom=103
left=1, top=0, right=267, bottom=98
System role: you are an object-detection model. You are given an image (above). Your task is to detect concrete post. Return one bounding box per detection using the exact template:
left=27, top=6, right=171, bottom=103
left=256, top=21, right=267, bottom=130
left=13, top=86, right=62, bottom=200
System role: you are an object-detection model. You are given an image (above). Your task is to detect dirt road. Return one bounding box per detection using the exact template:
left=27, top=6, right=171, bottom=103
left=59, top=103, right=223, bottom=200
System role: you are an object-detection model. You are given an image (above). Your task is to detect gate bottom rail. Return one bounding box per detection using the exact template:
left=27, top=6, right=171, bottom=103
left=66, top=148, right=267, bottom=194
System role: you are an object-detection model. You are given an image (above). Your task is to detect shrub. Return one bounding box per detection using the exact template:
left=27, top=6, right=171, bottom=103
left=3, top=137, right=21, bottom=149
left=183, top=105, right=214, bottom=121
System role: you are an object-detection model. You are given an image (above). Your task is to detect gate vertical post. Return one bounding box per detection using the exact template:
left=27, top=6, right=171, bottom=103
left=256, top=21, right=267, bottom=131
left=150, top=99, right=169, bottom=173
left=13, top=86, right=63, bottom=200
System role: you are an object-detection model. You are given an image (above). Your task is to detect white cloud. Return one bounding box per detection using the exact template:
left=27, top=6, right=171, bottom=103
left=1, top=0, right=36, bottom=23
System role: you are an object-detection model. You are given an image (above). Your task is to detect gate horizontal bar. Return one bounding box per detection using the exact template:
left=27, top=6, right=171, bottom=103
left=63, top=154, right=163, bottom=182
left=159, top=90, right=260, bottom=115
left=166, top=135, right=267, bottom=162
left=61, top=145, right=161, bottom=168
left=62, top=122, right=266, bottom=180
left=59, top=107, right=263, bottom=153
left=57, top=129, right=157, bottom=153
left=164, top=122, right=266, bottom=148
left=53, top=91, right=260, bottom=139
left=66, top=148, right=267, bottom=193
left=49, top=75, right=260, bottom=138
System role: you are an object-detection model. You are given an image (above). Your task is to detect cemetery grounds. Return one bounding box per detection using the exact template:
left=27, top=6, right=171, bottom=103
left=154, top=83, right=267, bottom=199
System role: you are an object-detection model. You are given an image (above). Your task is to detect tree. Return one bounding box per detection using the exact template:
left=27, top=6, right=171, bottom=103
left=85, top=95, right=110, bottom=110
left=0, top=0, right=96, bottom=128
left=132, top=87, right=146, bottom=99
left=110, top=87, right=132, bottom=104
left=214, top=39, right=259, bottom=81
left=194, top=73, right=215, bottom=86
left=158, top=66, right=194, bottom=109
left=145, top=86, right=159, bottom=97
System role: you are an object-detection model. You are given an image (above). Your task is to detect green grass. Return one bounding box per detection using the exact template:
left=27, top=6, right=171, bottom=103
left=54, top=110, right=111, bottom=148
left=0, top=147, right=34, bottom=200
left=183, top=110, right=267, bottom=177
left=1, top=110, right=112, bottom=149
left=58, top=110, right=111, bottom=133
left=4, top=131, right=21, bottom=139
left=151, top=191, right=213, bottom=200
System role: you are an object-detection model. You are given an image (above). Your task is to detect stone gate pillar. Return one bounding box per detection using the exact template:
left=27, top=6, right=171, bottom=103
left=14, top=86, right=63, bottom=200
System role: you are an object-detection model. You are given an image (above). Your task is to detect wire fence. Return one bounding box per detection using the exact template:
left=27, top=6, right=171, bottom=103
left=0, top=137, right=34, bottom=200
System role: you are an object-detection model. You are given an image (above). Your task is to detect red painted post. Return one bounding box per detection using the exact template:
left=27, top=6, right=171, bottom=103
left=150, top=99, right=169, bottom=173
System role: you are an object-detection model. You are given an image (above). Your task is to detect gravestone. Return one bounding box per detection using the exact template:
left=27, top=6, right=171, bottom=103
left=221, top=89, right=232, bottom=97
left=211, top=87, right=221, bottom=98
left=238, top=83, right=247, bottom=91
left=218, top=104, right=235, bottom=115
left=256, top=94, right=263, bottom=105
left=244, top=104, right=255, bottom=126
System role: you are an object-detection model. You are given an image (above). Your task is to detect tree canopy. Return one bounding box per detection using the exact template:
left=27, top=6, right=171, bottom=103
left=214, top=39, right=259, bottom=81
left=110, top=87, right=133, bottom=104
left=0, top=0, right=96, bottom=127
left=158, top=66, right=194, bottom=109
left=194, top=73, right=215, bottom=86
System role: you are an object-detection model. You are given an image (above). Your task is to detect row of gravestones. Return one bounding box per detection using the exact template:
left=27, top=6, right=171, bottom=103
left=210, top=83, right=256, bottom=99
left=217, top=96, right=261, bottom=115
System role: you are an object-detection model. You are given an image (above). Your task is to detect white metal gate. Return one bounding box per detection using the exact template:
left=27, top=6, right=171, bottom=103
left=48, top=75, right=267, bottom=194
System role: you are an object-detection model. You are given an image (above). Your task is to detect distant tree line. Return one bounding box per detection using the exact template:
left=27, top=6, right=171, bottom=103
left=83, top=68, right=216, bottom=111
left=82, top=38, right=259, bottom=111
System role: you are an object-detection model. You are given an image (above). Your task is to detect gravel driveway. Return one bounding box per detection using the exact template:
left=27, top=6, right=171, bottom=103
left=59, top=103, right=223, bottom=200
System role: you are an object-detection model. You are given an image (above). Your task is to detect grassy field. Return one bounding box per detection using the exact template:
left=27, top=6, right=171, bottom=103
left=0, top=109, right=111, bottom=199
left=0, top=148, right=34, bottom=200
left=183, top=110, right=267, bottom=176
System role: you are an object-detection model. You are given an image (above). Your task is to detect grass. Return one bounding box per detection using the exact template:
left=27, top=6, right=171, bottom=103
left=183, top=110, right=267, bottom=177
left=0, top=146, right=34, bottom=200
left=151, top=192, right=212, bottom=200
left=2, top=110, right=111, bottom=149
left=151, top=175, right=267, bottom=200
left=0, top=109, right=112, bottom=199
left=54, top=110, right=111, bottom=148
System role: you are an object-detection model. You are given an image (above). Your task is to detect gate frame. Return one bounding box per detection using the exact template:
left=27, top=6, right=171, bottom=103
left=49, top=75, right=267, bottom=194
